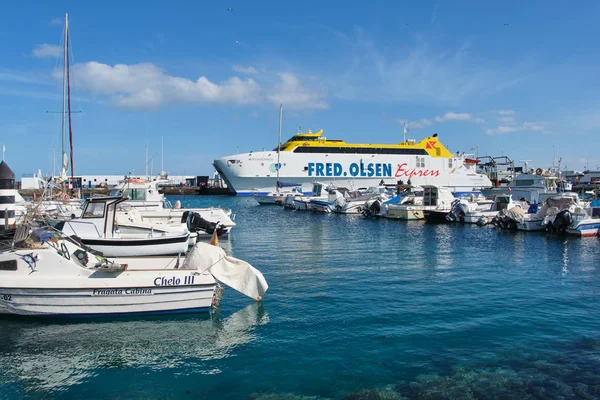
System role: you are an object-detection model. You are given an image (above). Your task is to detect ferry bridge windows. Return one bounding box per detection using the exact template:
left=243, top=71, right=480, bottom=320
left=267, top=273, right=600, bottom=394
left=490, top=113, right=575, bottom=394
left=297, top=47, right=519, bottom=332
left=448, top=159, right=453, bottom=168
left=293, top=147, right=428, bottom=155
left=416, top=156, right=426, bottom=168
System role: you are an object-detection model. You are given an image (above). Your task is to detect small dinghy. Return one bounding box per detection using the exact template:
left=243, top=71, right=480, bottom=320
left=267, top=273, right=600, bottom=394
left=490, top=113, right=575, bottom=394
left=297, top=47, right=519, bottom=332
left=0, top=226, right=268, bottom=317
left=60, top=197, right=190, bottom=257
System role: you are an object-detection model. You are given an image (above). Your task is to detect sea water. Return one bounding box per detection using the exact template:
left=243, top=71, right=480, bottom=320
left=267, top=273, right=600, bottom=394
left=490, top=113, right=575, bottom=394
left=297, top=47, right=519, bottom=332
left=1, top=195, right=600, bottom=399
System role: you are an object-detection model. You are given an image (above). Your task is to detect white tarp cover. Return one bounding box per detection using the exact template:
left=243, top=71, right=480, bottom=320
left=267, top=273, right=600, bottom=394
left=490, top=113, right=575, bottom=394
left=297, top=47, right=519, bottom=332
left=182, top=242, right=268, bottom=301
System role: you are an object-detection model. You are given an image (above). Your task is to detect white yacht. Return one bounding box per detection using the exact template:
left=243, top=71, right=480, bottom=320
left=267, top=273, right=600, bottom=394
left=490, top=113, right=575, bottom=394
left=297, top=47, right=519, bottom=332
left=0, top=227, right=268, bottom=317
left=61, top=197, right=190, bottom=257
left=385, top=186, right=455, bottom=220
left=109, top=177, right=236, bottom=237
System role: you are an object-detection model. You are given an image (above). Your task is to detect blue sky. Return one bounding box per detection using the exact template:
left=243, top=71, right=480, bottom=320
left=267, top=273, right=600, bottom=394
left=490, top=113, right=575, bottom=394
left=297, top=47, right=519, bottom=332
left=1, top=0, right=600, bottom=178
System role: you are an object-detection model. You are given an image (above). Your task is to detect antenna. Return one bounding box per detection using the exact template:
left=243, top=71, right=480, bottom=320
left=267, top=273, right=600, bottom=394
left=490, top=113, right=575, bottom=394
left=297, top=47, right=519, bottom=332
left=403, top=121, right=409, bottom=144
left=161, top=136, right=164, bottom=173
left=519, top=159, right=532, bottom=173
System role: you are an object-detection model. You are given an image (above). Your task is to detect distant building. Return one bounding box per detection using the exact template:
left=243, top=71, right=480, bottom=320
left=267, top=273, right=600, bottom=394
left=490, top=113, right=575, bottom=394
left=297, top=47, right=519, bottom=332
left=19, top=173, right=200, bottom=189
left=582, top=170, right=600, bottom=184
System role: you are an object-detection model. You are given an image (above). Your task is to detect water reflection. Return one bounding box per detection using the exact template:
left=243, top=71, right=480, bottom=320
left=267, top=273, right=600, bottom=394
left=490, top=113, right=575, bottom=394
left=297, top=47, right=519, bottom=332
left=0, top=302, right=268, bottom=394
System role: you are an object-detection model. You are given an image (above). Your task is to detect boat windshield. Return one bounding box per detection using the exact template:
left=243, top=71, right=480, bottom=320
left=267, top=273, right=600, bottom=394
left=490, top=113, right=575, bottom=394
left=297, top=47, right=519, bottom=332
left=109, top=189, right=122, bottom=196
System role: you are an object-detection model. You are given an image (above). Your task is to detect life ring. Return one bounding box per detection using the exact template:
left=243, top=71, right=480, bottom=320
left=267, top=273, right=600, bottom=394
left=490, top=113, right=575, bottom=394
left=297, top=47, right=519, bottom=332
left=535, top=168, right=543, bottom=175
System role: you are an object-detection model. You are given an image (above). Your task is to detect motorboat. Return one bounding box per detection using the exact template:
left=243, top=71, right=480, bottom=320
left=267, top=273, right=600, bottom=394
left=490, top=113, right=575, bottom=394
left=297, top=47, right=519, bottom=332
left=309, top=188, right=349, bottom=213
left=253, top=183, right=303, bottom=205
left=423, top=191, right=490, bottom=223
left=447, top=194, right=523, bottom=225
left=385, top=186, right=455, bottom=220
left=496, top=194, right=578, bottom=232
left=334, top=186, right=391, bottom=214
left=60, top=197, right=190, bottom=257
left=293, top=182, right=331, bottom=211
left=109, top=177, right=236, bottom=237
left=543, top=198, right=600, bottom=237
left=0, top=226, right=268, bottom=317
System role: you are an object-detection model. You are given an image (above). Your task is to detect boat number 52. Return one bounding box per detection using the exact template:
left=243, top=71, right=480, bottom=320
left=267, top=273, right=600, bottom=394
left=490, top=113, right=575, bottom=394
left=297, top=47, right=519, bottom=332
left=2, top=295, right=11, bottom=301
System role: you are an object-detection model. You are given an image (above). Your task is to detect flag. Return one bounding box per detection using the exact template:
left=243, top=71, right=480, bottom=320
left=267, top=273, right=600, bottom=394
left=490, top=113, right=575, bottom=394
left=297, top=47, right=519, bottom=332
left=210, top=228, right=219, bottom=246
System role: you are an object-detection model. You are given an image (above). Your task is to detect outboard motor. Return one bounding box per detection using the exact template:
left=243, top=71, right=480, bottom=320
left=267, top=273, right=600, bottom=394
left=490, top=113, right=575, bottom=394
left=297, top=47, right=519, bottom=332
left=491, top=209, right=518, bottom=230
left=446, top=199, right=467, bottom=222
left=186, top=212, right=227, bottom=236
left=550, top=210, right=572, bottom=234
left=362, top=200, right=381, bottom=218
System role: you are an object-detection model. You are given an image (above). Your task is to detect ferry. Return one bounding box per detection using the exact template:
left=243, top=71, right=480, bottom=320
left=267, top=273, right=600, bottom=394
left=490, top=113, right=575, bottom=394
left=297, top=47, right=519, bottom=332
left=213, top=129, right=492, bottom=196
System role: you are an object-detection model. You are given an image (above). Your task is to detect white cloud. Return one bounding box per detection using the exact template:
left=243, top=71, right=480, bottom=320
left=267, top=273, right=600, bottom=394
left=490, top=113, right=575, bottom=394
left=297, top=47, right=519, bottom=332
left=232, top=65, right=258, bottom=74
left=474, top=117, right=486, bottom=124
left=69, top=61, right=262, bottom=110
left=495, top=110, right=515, bottom=116
left=435, top=112, right=473, bottom=122
left=32, top=44, right=61, bottom=58
left=61, top=62, right=326, bottom=111
left=267, top=72, right=328, bottom=110
left=329, top=28, right=528, bottom=105
left=398, top=119, right=432, bottom=129
left=497, top=116, right=515, bottom=124
left=486, top=122, right=550, bottom=135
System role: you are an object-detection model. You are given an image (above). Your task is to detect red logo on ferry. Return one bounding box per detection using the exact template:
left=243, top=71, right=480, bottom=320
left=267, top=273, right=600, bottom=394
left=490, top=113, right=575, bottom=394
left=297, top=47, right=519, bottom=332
left=425, top=141, right=437, bottom=149
left=394, top=163, right=441, bottom=180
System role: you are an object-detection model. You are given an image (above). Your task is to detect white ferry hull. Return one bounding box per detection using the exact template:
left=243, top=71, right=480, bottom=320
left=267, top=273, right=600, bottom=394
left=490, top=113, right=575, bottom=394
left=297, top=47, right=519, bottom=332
left=214, top=151, right=492, bottom=196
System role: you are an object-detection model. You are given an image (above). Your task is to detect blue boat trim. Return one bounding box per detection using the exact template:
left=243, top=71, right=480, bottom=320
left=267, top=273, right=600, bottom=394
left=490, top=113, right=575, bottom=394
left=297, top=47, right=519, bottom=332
left=0, top=306, right=212, bottom=319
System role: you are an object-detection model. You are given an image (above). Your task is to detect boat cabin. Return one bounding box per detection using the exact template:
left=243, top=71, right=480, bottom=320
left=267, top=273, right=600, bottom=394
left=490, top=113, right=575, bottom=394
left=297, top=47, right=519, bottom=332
left=62, top=197, right=127, bottom=239
left=421, top=185, right=455, bottom=206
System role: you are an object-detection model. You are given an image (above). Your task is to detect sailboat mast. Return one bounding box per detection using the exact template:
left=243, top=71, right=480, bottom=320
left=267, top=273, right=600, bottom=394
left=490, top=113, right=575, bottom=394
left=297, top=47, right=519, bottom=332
left=145, top=140, right=148, bottom=178
left=67, top=17, right=75, bottom=192
left=61, top=13, right=68, bottom=186
left=276, top=104, right=282, bottom=190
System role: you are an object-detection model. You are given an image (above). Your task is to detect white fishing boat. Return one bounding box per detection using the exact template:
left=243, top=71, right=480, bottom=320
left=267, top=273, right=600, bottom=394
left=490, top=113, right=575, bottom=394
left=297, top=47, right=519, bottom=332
left=293, top=182, right=332, bottom=211
left=501, top=195, right=578, bottom=232
left=0, top=226, right=268, bottom=317
left=543, top=197, right=600, bottom=237
left=253, top=183, right=303, bottom=205
left=385, top=186, right=454, bottom=220
left=60, top=197, right=190, bottom=257
left=447, top=194, right=522, bottom=225
left=309, top=188, right=349, bottom=213
left=109, top=177, right=235, bottom=237
left=334, top=186, right=390, bottom=214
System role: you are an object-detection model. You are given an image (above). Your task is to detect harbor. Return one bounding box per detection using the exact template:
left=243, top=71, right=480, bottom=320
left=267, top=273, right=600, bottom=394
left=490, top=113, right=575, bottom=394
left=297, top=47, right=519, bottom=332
left=1, top=194, right=600, bottom=399
left=2, top=2, right=600, bottom=399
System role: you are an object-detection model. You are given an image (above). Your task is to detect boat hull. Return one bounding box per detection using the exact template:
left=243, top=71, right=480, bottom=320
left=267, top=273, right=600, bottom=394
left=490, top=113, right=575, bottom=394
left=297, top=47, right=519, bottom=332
left=423, top=210, right=450, bottom=223
left=385, top=208, right=424, bottom=220
left=0, top=285, right=218, bottom=317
